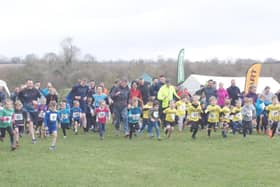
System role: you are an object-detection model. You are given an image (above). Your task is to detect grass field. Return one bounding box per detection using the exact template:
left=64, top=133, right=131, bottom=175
left=1, top=125, right=280, bottom=187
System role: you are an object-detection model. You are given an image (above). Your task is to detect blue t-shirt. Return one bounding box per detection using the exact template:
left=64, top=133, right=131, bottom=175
left=128, top=107, right=141, bottom=124
left=44, top=110, right=60, bottom=127
left=71, top=107, right=82, bottom=120
left=59, top=108, right=71, bottom=124
left=92, top=94, right=107, bottom=108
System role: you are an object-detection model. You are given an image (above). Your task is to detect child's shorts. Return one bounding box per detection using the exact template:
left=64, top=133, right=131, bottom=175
left=164, top=121, right=176, bottom=128
left=48, top=125, right=57, bottom=134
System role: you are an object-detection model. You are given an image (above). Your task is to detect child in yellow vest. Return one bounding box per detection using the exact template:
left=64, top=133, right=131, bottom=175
left=205, top=96, right=221, bottom=137
left=163, top=100, right=177, bottom=138
left=230, top=99, right=242, bottom=134
left=176, top=95, right=189, bottom=132
left=220, top=99, right=231, bottom=138
left=265, top=96, right=280, bottom=138
left=187, top=96, right=202, bottom=139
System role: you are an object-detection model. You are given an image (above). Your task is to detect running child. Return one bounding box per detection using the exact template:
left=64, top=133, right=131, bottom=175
left=148, top=100, right=161, bottom=140
left=13, top=101, right=26, bottom=147
left=205, top=96, right=221, bottom=137
left=265, top=96, right=280, bottom=138
left=220, top=99, right=231, bottom=138
left=0, top=100, right=16, bottom=151
left=36, top=98, right=48, bottom=138
left=71, top=100, right=82, bottom=135
left=187, top=96, right=202, bottom=139
left=95, top=100, right=110, bottom=140
left=241, top=98, right=256, bottom=138
left=163, top=100, right=177, bottom=138
left=85, top=97, right=95, bottom=132
left=139, top=97, right=153, bottom=134
left=58, top=100, right=71, bottom=138
left=44, top=101, right=60, bottom=150
left=255, top=95, right=266, bottom=134
left=230, top=99, right=243, bottom=134
left=128, top=99, right=141, bottom=139
left=176, top=95, right=189, bottom=132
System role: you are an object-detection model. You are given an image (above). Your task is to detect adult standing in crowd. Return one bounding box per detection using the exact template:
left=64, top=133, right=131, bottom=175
left=262, top=86, right=274, bottom=104
left=276, top=89, right=280, bottom=102
left=157, top=79, right=180, bottom=120
left=157, top=75, right=166, bottom=89
left=246, top=85, right=258, bottom=104
left=18, top=79, right=41, bottom=144
left=227, top=79, right=241, bottom=105
left=10, top=87, right=20, bottom=103
left=217, top=82, right=228, bottom=107
left=46, top=87, right=58, bottom=106
left=69, top=79, right=89, bottom=129
left=202, top=80, right=217, bottom=105
left=87, top=80, right=96, bottom=97
left=0, top=86, right=6, bottom=104
left=149, top=77, right=159, bottom=100
left=110, top=79, right=130, bottom=136
left=138, top=78, right=150, bottom=105
left=129, top=81, right=142, bottom=103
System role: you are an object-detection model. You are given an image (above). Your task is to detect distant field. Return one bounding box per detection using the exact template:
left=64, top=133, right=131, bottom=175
left=1, top=124, right=280, bottom=187
left=0, top=63, right=25, bottom=68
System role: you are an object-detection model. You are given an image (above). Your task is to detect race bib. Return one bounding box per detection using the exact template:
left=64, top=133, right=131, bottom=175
left=191, top=112, right=199, bottom=118
left=209, top=113, right=216, bottom=119
left=236, top=113, right=242, bottom=119
left=171, top=114, right=175, bottom=121
left=15, top=114, right=23, bottom=121
left=98, top=112, right=106, bottom=118
left=38, top=111, right=45, bottom=118
left=132, top=114, right=140, bottom=120
left=61, top=114, right=69, bottom=120
left=224, top=114, right=230, bottom=119
left=246, top=111, right=252, bottom=118
left=73, top=112, right=80, bottom=118
left=180, top=105, right=186, bottom=111
left=153, top=111, right=159, bottom=118
left=50, top=113, right=57, bottom=121
left=272, top=111, right=279, bottom=117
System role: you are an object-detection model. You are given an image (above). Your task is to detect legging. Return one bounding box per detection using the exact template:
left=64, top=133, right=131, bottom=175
left=0, top=126, right=14, bottom=145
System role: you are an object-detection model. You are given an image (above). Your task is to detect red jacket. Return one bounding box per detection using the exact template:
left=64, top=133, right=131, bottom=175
left=130, top=88, right=142, bottom=101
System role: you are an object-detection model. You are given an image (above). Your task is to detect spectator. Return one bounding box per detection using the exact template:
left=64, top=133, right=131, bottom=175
left=149, top=77, right=159, bottom=100
left=0, top=86, right=6, bottom=104
left=217, top=82, right=228, bottom=107
left=110, top=79, right=130, bottom=136
left=129, top=81, right=142, bottom=103
left=246, top=85, right=258, bottom=104
left=87, top=80, right=96, bottom=97
left=10, top=87, right=20, bottom=103
left=138, top=78, right=150, bottom=105
left=227, top=79, right=241, bottom=105
left=46, top=87, right=58, bottom=106
left=202, top=80, right=217, bottom=105
left=262, top=86, right=274, bottom=104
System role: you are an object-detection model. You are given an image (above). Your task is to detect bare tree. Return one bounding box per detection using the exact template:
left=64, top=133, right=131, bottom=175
left=44, top=52, right=59, bottom=64
left=60, top=37, right=80, bottom=65
left=83, top=53, right=96, bottom=63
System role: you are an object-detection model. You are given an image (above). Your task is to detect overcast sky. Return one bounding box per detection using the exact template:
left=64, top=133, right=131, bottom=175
left=0, top=0, right=279, bottom=61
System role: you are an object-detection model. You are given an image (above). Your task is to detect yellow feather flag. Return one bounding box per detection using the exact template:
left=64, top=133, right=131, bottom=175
left=244, top=63, right=262, bottom=93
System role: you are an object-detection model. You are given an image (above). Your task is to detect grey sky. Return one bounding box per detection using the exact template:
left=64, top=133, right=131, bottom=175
left=0, top=0, right=279, bottom=61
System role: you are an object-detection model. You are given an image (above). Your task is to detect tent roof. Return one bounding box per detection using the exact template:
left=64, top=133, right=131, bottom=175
left=0, top=80, right=10, bottom=96
left=182, top=74, right=280, bottom=95
left=138, top=73, right=153, bottom=83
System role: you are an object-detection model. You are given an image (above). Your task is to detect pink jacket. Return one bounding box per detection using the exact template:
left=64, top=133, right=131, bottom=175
left=217, top=88, right=228, bottom=106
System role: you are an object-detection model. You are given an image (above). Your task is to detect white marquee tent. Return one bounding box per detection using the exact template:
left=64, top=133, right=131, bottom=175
left=181, top=74, right=280, bottom=95
left=0, top=80, right=10, bottom=96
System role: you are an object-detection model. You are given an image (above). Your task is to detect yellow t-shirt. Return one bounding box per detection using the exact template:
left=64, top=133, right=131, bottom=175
left=205, top=105, right=221, bottom=123
left=187, top=104, right=202, bottom=122
left=231, top=107, right=242, bottom=122
left=163, top=108, right=177, bottom=122
left=266, top=104, right=280, bottom=122
left=142, top=103, right=153, bottom=119
left=176, top=100, right=188, bottom=117
left=221, top=106, right=231, bottom=123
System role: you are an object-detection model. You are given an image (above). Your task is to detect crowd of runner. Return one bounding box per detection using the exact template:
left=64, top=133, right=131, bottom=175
left=0, top=75, right=280, bottom=151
